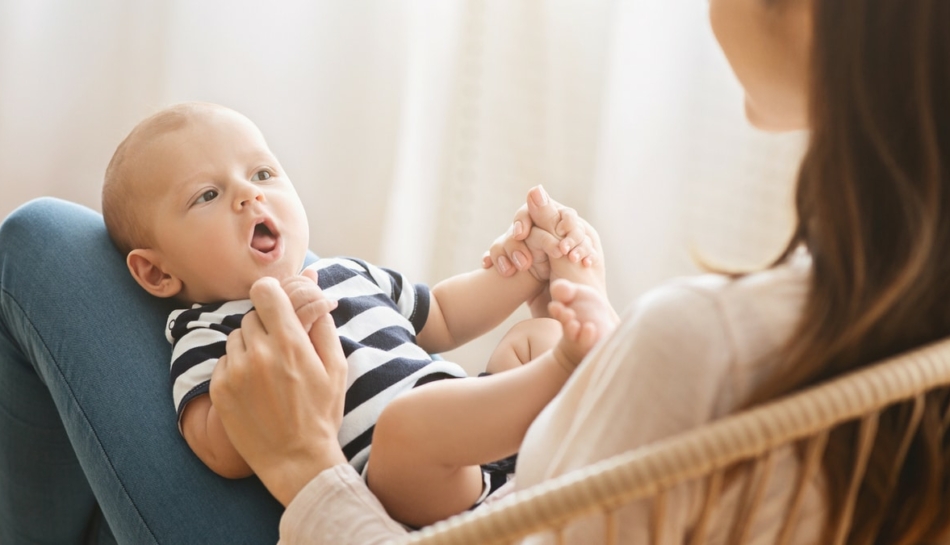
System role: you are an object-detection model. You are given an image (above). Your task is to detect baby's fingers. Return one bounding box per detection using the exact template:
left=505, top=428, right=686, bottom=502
left=296, top=298, right=338, bottom=330
left=281, top=277, right=318, bottom=306
left=282, top=271, right=334, bottom=328
left=301, top=268, right=320, bottom=285
left=486, top=230, right=533, bottom=276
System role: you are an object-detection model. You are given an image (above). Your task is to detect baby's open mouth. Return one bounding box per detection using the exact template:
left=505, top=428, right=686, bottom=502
left=251, top=221, right=279, bottom=253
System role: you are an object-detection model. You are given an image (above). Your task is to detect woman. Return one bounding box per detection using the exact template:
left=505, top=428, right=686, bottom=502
left=213, top=0, right=950, bottom=543
left=1, top=1, right=948, bottom=545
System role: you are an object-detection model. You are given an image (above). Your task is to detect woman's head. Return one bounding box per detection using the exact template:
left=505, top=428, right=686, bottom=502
left=729, top=0, right=950, bottom=543
left=709, top=0, right=813, bottom=132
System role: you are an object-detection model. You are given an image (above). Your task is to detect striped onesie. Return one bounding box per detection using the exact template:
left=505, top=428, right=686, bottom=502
left=166, top=257, right=467, bottom=472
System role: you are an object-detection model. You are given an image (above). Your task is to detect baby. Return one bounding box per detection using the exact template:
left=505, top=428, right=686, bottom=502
left=101, top=102, right=617, bottom=527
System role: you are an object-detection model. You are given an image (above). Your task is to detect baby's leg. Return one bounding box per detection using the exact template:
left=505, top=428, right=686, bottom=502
left=485, top=317, right=561, bottom=374
left=367, top=332, right=575, bottom=527
left=367, top=387, right=500, bottom=528
left=548, top=279, right=619, bottom=369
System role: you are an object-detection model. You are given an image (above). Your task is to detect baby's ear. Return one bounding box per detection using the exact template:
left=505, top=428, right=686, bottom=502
left=127, top=249, right=183, bottom=298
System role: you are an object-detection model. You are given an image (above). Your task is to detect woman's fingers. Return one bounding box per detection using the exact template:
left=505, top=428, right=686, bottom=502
left=308, top=313, right=348, bottom=405
left=211, top=276, right=349, bottom=506
left=225, top=324, right=247, bottom=356
left=249, top=277, right=303, bottom=341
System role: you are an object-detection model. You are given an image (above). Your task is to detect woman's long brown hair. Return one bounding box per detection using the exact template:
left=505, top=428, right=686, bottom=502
left=746, top=0, right=950, bottom=543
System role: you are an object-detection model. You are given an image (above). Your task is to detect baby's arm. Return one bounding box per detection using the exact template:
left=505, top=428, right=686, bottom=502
left=180, top=391, right=253, bottom=479
left=416, top=267, right=545, bottom=354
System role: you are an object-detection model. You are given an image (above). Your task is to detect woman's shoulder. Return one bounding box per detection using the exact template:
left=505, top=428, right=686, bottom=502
left=638, top=249, right=809, bottom=332
left=625, top=251, right=811, bottom=412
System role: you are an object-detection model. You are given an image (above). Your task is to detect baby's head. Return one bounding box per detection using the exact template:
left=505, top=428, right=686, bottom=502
left=102, top=102, right=310, bottom=304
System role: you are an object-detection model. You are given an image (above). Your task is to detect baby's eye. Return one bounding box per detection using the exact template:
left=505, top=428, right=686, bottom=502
left=251, top=170, right=272, bottom=182
left=195, top=189, right=218, bottom=204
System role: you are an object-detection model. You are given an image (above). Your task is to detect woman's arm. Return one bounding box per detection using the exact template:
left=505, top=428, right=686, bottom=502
left=279, top=465, right=408, bottom=545
left=210, top=277, right=410, bottom=544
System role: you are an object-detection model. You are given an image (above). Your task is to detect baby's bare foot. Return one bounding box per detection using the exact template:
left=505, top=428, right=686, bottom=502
left=548, top=279, right=618, bottom=370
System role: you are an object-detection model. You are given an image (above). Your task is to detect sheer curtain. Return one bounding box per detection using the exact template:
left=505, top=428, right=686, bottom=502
left=0, top=0, right=804, bottom=372
left=386, top=0, right=805, bottom=366
left=590, top=0, right=806, bottom=307
left=0, top=0, right=412, bottom=261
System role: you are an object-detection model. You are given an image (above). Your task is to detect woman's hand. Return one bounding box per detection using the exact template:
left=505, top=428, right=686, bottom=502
left=210, top=276, right=348, bottom=507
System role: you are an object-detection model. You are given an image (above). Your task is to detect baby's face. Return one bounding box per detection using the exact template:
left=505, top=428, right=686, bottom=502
left=132, top=109, right=310, bottom=303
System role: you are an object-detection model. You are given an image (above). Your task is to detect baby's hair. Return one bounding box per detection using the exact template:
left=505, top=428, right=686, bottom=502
left=101, top=102, right=231, bottom=255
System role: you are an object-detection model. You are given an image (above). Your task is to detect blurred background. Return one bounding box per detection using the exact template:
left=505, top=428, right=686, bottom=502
left=0, top=0, right=806, bottom=371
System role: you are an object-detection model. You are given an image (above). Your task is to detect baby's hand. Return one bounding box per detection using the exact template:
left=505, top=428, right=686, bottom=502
left=483, top=186, right=597, bottom=282
left=280, top=269, right=338, bottom=333
left=484, top=186, right=606, bottom=297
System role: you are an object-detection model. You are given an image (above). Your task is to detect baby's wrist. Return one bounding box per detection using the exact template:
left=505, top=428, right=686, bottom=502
left=509, top=266, right=547, bottom=293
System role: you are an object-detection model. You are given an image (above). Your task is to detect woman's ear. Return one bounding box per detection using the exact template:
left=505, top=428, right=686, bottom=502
left=127, top=249, right=183, bottom=298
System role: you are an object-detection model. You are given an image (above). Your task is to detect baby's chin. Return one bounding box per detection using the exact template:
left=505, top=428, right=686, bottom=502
left=268, top=260, right=308, bottom=282
left=185, top=261, right=309, bottom=304
left=185, top=279, right=277, bottom=305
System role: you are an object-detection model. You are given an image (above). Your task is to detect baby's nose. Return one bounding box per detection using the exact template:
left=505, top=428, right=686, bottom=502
left=234, top=185, right=265, bottom=211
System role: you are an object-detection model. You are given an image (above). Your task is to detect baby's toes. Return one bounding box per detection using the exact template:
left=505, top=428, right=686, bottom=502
left=567, top=237, right=596, bottom=266
left=578, top=322, right=599, bottom=350
left=562, top=319, right=581, bottom=342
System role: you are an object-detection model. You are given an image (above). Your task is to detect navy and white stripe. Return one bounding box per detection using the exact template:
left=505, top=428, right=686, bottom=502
left=167, top=299, right=253, bottom=422
left=166, top=257, right=467, bottom=471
